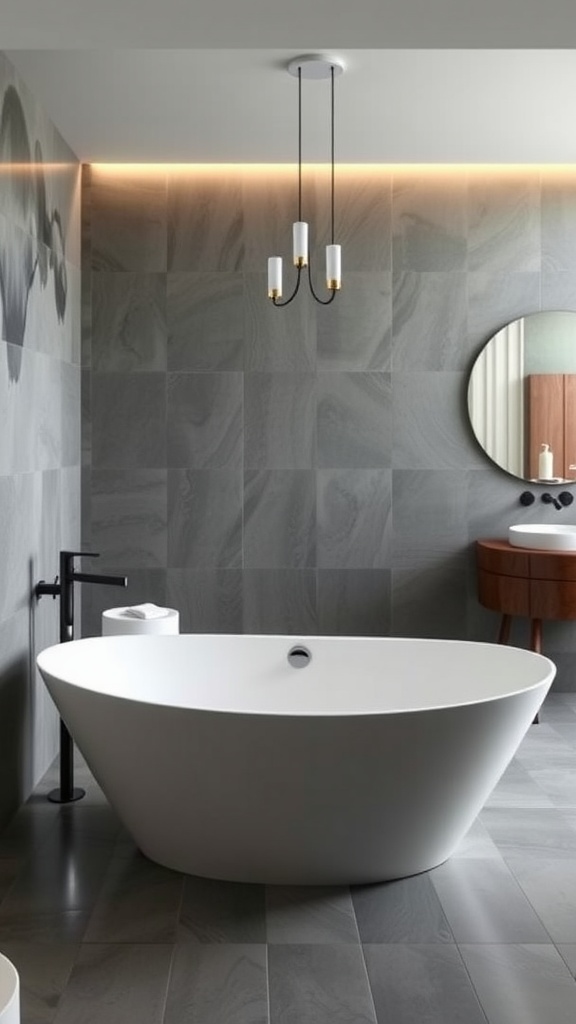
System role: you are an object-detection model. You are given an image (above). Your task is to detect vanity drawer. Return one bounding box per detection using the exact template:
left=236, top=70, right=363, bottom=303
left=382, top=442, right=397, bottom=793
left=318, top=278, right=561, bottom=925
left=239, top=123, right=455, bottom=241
left=529, top=552, right=576, bottom=582
left=476, top=541, right=530, bottom=578
left=529, top=580, right=576, bottom=619
left=477, top=570, right=530, bottom=616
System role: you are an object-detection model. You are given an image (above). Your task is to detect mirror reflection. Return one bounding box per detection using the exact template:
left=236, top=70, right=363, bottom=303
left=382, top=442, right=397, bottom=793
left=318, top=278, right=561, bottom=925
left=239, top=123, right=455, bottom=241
left=467, top=311, right=576, bottom=485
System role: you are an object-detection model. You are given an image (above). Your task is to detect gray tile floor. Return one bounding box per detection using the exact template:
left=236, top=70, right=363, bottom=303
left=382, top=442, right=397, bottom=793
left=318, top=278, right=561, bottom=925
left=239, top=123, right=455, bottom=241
left=2, top=694, right=576, bottom=1023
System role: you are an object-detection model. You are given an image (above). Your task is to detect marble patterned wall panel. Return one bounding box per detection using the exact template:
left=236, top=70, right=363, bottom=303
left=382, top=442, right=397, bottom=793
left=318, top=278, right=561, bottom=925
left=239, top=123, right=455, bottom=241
left=0, top=49, right=81, bottom=824
left=82, top=165, right=576, bottom=684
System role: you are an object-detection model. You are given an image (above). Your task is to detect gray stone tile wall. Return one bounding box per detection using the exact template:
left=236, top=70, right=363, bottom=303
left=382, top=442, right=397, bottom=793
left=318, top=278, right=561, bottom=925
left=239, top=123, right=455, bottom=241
left=83, top=165, right=576, bottom=687
left=0, top=52, right=81, bottom=829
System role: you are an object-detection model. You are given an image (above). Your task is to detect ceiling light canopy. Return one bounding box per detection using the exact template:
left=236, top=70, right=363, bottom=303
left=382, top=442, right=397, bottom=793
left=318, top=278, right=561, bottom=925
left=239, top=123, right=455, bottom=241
left=267, top=54, right=345, bottom=307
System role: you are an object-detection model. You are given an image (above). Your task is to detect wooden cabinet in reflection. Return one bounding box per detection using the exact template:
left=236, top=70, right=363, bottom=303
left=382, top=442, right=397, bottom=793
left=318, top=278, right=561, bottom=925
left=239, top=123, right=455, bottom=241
left=526, top=373, right=576, bottom=480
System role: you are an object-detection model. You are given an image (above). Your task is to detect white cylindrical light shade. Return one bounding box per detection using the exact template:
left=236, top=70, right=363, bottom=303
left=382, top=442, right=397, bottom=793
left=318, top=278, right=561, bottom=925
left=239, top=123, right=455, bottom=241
left=268, top=257, right=283, bottom=298
left=326, top=244, right=341, bottom=289
left=293, top=221, right=309, bottom=266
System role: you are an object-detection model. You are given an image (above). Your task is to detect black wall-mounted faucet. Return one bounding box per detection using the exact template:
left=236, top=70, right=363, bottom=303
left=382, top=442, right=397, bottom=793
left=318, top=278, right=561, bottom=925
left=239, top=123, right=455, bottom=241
left=541, top=492, right=574, bottom=511
left=36, top=550, right=127, bottom=803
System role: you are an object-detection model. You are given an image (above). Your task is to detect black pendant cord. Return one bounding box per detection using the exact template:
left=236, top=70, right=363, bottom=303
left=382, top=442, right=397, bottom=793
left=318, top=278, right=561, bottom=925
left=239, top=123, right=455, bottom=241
left=306, top=263, right=337, bottom=304
left=272, top=61, right=338, bottom=307
left=330, top=64, right=335, bottom=246
left=306, top=64, right=337, bottom=305
left=271, top=264, right=302, bottom=306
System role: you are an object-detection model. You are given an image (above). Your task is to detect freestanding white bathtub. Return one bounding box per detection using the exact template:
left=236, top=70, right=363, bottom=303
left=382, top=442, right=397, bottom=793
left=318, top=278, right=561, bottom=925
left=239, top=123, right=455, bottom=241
left=37, top=634, right=554, bottom=885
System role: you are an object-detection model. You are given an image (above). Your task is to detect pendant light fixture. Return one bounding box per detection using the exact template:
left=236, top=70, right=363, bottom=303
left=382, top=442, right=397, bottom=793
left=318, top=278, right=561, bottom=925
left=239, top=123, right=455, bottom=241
left=267, top=54, right=344, bottom=306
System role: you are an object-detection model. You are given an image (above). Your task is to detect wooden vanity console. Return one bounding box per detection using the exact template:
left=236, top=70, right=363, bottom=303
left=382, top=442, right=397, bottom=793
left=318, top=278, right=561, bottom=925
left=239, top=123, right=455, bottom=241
left=476, top=538, right=576, bottom=652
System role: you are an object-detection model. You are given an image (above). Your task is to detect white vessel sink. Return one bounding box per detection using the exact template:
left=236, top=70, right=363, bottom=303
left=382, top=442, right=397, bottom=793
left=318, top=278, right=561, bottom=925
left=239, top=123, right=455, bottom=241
left=509, top=524, right=576, bottom=551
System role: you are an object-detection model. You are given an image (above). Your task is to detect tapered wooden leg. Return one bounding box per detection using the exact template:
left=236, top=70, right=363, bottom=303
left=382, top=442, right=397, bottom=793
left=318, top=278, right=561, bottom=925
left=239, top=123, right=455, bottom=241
left=530, top=618, right=542, bottom=654
left=498, top=614, right=512, bottom=645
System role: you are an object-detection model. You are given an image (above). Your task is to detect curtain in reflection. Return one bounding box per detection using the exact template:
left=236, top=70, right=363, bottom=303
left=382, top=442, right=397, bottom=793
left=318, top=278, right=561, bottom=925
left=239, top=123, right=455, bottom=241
left=469, top=320, right=524, bottom=477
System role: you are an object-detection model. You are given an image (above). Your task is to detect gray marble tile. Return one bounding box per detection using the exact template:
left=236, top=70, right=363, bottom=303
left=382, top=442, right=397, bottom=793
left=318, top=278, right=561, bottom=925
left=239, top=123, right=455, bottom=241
left=90, top=469, right=167, bottom=568
left=391, top=470, right=469, bottom=570
left=503, top=854, right=576, bottom=942
left=60, top=361, right=81, bottom=469
left=466, top=271, right=541, bottom=354
left=558, top=944, right=576, bottom=978
left=91, top=168, right=167, bottom=272
left=480, top=807, right=576, bottom=858
left=0, top=858, right=20, bottom=901
left=391, top=560, right=468, bottom=639
left=91, top=372, right=166, bottom=469
left=317, top=569, right=391, bottom=637
left=166, top=371, right=242, bottom=469
left=484, top=762, right=555, bottom=809
left=167, top=469, right=242, bottom=569
left=166, top=569, right=243, bottom=633
left=268, top=944, right=377, bottom=1024
left=450, top=818, right=503, bottom=860
left=0, top=843, right=110, bottom=915
left=513, top=725, right=576, bottom=771
left=244, top=470, right=316, bottom=569
left=0, top=612, right=34, bottom=827
left=526, top=767, right=576, bottom=807
left=84, top=852, right=183, bottom=943
left=317, top=372, right=391, bottom=469
left=430, top=857, right=549, bottom=942
left=392, top=271, right=468, bottom=371
left=392, top=371, right=481, bottom=471
left=245, top=372, right=315, bottom=470
left=0, top=940, right=78, bottom=1024
left=167, top=271, right=244, bottom=370
left=364, top=943, right=487, bottom=1024
left=178, top=876, right=266, bottom=943
left=0, top=471, right=39, bottom=620
left=392, top=172, right=467, bottom=271
left=242, top=569, right=317, bottom=635
left=317, top=273, right=392, bottom=371
left=542, top=172, right=576, bottom=272
left=164, top=944, right=268, bottom=1024
left=542, top=270, right=576, bottom=310
left=0, top=909, right=89, bottom=944
left=265, top=886, right=359, bottom=944
left=459, top=943, right=576, bottom=1024
left=167, top=169, right=244, bottom=270
left=92, top=272, right=167, bottom=371
left=52, top=944, right=172, bottom=1024
left=312, top=168, right=392, bottom=272
left=467, top=170, right=541, bottom=274
left=241, top=165, right=311, bottom=272
left=351, top=875, right=453, bottom=943
left=244, top=272, right=316, bottom=372
left=317, top=469, right=391, bottom=569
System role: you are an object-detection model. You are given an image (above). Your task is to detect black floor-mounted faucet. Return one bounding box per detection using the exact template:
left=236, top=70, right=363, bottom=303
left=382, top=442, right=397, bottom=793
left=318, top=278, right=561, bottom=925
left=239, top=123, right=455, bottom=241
left=35, top=550, right=127, bottom=803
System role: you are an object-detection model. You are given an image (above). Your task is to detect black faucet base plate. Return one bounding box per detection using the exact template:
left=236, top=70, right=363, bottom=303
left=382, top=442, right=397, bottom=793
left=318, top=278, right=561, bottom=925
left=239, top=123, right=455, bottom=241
left=47, top=787, right=86, bottom=804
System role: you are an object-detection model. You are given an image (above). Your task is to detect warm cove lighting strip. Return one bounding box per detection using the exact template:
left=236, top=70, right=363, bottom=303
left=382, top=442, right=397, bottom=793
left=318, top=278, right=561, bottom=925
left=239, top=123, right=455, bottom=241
left=88, top=164, right=576, bottom=174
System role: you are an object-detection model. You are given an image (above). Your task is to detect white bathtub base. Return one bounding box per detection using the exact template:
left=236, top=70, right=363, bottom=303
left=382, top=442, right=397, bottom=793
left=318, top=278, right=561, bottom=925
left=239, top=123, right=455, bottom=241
left=39, top=640, right=549, bottom=884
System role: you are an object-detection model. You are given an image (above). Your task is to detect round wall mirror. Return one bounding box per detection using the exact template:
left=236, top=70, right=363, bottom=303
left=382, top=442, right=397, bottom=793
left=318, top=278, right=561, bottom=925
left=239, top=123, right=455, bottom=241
left=467, top=311, right=576, bottom=485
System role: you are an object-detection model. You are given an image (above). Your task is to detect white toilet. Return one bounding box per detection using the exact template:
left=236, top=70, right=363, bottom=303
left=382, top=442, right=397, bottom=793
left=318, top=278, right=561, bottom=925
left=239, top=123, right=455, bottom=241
left=0, top=953, right=19, bottom=1024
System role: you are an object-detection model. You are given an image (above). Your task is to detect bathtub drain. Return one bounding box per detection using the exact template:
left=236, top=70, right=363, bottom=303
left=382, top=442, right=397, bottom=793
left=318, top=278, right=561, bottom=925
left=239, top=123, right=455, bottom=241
left=287, top=645, right=312, bottom=668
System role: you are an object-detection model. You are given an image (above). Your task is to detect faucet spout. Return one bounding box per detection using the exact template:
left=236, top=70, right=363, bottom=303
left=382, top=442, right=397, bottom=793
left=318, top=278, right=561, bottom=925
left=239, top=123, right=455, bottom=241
left=72, top=571, right=128, bottom=587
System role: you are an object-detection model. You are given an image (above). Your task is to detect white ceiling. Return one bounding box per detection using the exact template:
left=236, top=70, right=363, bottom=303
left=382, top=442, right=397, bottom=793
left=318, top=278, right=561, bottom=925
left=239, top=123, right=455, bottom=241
left=5, top=1, right=576, bottom=162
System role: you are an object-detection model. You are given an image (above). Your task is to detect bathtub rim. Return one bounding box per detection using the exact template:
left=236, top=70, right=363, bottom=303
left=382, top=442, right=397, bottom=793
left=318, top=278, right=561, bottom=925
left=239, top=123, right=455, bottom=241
left=37, top=633, right=556, bottom=719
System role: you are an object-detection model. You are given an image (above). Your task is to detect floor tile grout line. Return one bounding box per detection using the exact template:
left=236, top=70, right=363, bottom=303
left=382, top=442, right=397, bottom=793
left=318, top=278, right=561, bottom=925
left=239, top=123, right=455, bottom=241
left=453, top=942, right=492, bottom=1024
left=159, top=942, right=177, bottom=1024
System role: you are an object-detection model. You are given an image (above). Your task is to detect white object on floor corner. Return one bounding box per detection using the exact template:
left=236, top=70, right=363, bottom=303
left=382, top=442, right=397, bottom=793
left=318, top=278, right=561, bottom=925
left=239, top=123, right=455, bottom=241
left=0, top=953, right=19, bottom=1024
